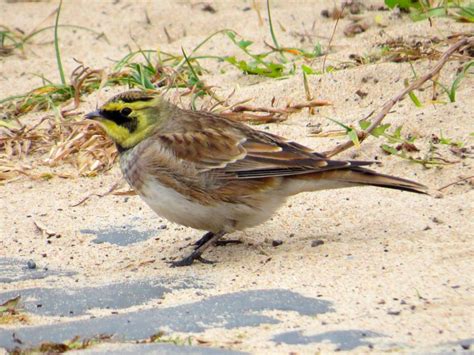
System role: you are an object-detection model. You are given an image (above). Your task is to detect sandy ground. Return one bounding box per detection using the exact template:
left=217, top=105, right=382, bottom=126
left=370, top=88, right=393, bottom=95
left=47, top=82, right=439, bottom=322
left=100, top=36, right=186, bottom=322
left=0, top=0, right=473, bottom=354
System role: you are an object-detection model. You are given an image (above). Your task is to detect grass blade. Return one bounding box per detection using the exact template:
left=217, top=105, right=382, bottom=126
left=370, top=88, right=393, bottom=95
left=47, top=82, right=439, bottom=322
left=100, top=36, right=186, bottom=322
left=266, top=0, right=279, bottom=50
left=54, top=0, right=66, bottom=85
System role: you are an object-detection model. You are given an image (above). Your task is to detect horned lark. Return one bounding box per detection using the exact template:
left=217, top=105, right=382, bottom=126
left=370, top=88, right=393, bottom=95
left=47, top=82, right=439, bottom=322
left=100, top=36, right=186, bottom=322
left=86, top=90, right=426, bottom=266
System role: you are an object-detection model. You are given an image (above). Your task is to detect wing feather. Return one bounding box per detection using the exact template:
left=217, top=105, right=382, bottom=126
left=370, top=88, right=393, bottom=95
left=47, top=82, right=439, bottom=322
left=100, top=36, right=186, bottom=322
left=153, top=122, right=369, bottom=180
left=149, top=108, right=375, bottom=179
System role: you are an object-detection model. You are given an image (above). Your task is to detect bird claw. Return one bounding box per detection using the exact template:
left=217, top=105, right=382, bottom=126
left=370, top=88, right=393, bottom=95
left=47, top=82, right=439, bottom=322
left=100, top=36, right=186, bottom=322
left=193, top=239, right=241, bottom=250
left=169, top=231, right=225, bottom=267
left=195, top=255, right=216, bottom=264
left=168, top=253, right=216, bottom=267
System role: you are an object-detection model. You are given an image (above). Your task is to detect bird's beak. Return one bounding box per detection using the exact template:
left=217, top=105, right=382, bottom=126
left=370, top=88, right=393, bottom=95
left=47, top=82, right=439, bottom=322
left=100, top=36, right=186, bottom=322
left=85, top=110, right=103, bottom=120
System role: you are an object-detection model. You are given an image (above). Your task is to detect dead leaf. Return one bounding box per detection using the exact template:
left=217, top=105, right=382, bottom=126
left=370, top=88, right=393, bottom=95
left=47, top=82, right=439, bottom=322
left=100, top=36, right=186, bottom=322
left=344, top=22, right=369, bottom=37
left=396, top=142, right=419, bottom=152
left=355, top=89, right=368, bottom=99
left=0, top=296, right=20, bottom=313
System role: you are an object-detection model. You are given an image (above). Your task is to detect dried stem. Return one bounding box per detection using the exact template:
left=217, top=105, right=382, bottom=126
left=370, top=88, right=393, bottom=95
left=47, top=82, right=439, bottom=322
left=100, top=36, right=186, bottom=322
left=230, top=99, right=331, bottom=114
left=220, top=99, right=331, bottom=124
left=324, top=36, right=473, bottom=158
left=71, top=179, right=128, bottom=207
left=438, top=175, right=474, bottom=191
left=322, top=2, right=347, bottom=72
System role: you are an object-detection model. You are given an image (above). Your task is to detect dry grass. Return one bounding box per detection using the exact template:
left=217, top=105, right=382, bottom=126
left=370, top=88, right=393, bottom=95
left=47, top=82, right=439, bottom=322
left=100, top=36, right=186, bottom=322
left=0, top=92, right=328, bottom=183
left=0, top=112, right=117, bottom=182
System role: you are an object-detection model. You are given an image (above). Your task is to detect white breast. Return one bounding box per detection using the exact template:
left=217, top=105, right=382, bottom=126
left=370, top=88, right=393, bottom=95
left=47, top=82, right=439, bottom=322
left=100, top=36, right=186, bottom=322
left=137, top=178, right=287, bottom=233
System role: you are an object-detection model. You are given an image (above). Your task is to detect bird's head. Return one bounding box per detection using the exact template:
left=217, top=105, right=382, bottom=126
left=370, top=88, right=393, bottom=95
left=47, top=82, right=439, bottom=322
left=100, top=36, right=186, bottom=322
left=85, top=90, right=167, bottom=151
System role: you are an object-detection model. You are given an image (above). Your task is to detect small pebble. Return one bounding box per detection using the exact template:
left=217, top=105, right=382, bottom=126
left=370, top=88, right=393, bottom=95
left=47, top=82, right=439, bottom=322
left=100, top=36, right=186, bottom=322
left=387, top=310, right=401, bottom=316
left=27, top=260, right=36, bottom=269
left=311, top=240, right=324, bottom=247
left=272, top=240, right=283, bottom=247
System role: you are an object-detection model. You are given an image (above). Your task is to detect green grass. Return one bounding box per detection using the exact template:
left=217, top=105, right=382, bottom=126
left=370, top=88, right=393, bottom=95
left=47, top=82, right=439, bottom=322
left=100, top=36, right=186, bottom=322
left=385, top=0, right=474, bottom=22
left=54, top=0, right=66, bottom=85
left=436, top=59, right=474, bottom=102
left=0, top=21, right=103, bottom=56
left=1, top=21, right=323, bottom=119
left=0, top=0, right=106, bottom=118
left=357, top=121, right=464, bottom=167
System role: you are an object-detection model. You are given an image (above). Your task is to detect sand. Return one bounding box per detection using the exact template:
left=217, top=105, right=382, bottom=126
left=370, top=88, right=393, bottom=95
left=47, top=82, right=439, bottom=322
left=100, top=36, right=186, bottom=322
left=0, top=0, right=473, bottom=353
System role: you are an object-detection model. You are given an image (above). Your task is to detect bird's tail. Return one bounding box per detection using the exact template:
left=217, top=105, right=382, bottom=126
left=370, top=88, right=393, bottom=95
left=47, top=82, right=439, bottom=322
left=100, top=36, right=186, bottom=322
left=319, top=166, right=427, bottom=194
left=288, top=166, right=428, bottom=195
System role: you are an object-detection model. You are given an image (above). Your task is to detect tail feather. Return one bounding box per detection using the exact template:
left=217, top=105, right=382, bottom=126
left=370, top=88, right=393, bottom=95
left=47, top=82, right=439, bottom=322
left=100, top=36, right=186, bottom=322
left=325, top=167, right=428, bottom=194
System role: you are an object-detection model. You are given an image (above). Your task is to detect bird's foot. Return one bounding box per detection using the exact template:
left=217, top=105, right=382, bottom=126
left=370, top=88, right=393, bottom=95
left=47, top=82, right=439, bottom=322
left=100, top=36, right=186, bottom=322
left=193, top=231, right=240, bottom=249
left=168, top=252, right=215, bottom=267
left=169, top=231, right=225, bottom=267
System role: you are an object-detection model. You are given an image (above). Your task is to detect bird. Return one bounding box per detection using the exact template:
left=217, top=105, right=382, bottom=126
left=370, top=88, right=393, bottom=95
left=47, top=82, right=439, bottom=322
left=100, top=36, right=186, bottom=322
left=85, top=90, right=427, bottom=267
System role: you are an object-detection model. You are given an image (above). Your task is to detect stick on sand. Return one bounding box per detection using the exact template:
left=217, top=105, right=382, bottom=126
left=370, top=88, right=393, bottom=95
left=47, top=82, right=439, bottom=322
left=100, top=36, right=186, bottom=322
left=324, top=36, right=473, bottom=158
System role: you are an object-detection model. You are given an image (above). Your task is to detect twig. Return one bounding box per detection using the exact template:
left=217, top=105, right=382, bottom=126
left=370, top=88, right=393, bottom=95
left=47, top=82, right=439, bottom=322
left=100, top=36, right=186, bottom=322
left=70, top=179, right=132, bottom=207
left=220, top=99, right=331, bottom=124
left=322, top=2, right=347, bottom=72
left=230, top=99, right=331, bottom=114
left=163, top=26, right=173, bottom=43
left=303, top=71, right=315, bottom=115
left=438, top=175, right=474, bottom=191
left=34, top=220, right=61, bottom=238
left=67, top=65, right=104, bottom=113
left=291, top=100, right=331, bottom=110
left=324, top=36, right=473, bottom=158
left=252, top=0, right=264, bottom=27
left=220, top=112, right=284, bottom=124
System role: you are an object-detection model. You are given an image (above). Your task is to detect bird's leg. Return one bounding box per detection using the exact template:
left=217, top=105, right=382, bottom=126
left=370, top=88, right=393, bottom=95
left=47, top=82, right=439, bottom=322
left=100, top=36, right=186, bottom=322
left=214, top=239, right=242, bottom=247
left=193, top=231, right=241, bottom=249
left=193, top=231, right=214, bottom=248
left=170, top=231, right=226, bottom=267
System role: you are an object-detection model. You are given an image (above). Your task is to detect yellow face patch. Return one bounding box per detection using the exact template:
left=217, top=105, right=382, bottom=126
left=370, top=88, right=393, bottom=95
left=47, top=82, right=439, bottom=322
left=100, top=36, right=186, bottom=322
left=93, top=96, right=162, bottom=150
left=101, top=96, right=161, bottom=112
left=98, top=119, right=132, bottom=145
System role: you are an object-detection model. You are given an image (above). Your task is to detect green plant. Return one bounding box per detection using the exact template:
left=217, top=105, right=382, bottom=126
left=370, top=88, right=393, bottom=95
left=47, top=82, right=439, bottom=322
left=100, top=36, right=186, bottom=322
left=436, top=60, right=474, bottom=102
left=0, top=24, right=102, bottom=57
left=358, top=121, right=461, bottom=167
left=385, top=0, right=474, bottom=22
left=10, top=335, right=112, bottom=354
left=0, top=296, right=27, bottom=324
left=148, top=331, right=193, bottom=346
left=224, top=31, right=289, bottom=78
left=406, top=63, right=423, bottom=107
left=327, top=117, right=362, bottom=148
left=432, top=131, right=465, bottom=147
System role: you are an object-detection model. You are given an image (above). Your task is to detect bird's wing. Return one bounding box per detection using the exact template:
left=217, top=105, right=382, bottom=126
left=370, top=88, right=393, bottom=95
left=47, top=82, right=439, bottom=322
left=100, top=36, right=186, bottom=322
left=154, top=127, right=371, bottom=179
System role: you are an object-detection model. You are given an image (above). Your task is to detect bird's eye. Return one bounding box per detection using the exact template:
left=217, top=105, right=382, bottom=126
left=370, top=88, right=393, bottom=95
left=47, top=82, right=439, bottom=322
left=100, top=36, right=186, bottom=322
left=120, top=107, right=132, bottom=116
